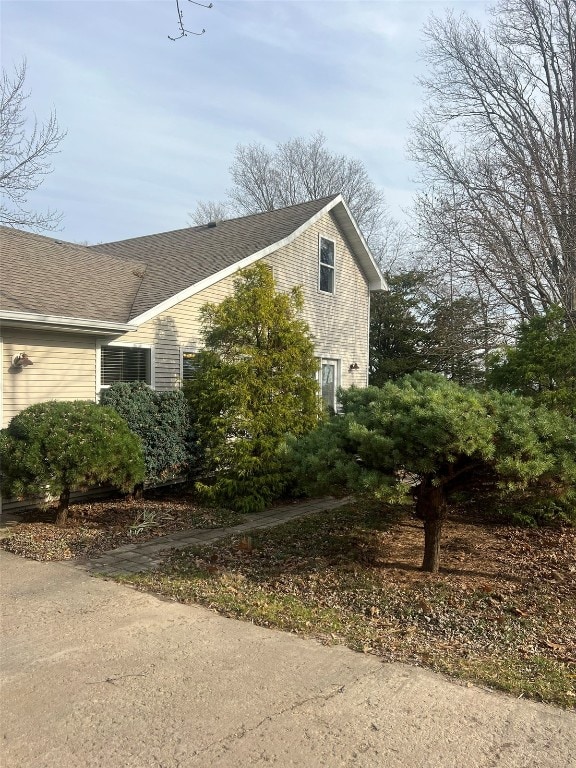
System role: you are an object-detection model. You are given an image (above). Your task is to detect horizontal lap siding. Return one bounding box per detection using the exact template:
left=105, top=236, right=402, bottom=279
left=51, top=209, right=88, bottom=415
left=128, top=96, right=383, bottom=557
left=1, top=329, right=96, bottom=427
left=111, top=211, right=369, bottom=392
left=113, top=274, right=239, bottom=391
left=265, top=211, right=370, bottom=389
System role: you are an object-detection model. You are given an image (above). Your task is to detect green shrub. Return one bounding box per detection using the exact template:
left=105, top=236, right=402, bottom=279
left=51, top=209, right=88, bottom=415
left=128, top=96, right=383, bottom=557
left=289, top=373, right=576, bottom=572
left=184, top=263, right=322, bottom=514
left=100, top=382, right=197, bottom=485
left=488, top=493, right=576, bottom=528
left=0, top=400, right=145, bottom=525
left=487, top=306, right=576, bottom=417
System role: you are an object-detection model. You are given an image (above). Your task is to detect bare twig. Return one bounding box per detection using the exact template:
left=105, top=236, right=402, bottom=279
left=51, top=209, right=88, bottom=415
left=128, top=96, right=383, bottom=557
left=169, top=0, right=212, bottom=41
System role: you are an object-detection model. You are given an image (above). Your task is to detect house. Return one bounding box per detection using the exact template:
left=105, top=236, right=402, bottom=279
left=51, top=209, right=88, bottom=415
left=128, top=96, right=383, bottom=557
left=0, top=194, right=386, bottom=429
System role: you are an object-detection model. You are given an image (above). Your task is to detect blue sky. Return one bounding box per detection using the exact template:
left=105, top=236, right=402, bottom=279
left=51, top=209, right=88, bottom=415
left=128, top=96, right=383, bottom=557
left=2, top=0, right=488, bottom=244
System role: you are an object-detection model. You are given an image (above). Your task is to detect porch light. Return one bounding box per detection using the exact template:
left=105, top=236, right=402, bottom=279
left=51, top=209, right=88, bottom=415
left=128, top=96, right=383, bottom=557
left=12, top=353, right=33, bottom=368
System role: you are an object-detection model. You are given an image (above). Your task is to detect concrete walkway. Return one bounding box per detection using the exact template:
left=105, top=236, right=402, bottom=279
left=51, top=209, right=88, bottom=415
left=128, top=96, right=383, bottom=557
left=2, top=549, right=575, bottom=768
left=83, top=497, right=351, bottom=576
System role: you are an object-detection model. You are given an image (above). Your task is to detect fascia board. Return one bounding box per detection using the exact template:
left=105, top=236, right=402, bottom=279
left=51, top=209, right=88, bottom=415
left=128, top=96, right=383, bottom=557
left=0, top=310, right=136, bottom=335
left=128, top=195, right=347, bottom=326
left=332, top=198, right=388, bottom=291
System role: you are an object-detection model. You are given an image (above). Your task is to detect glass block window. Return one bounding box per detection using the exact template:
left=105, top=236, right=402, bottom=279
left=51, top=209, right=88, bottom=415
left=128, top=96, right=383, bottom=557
left=101, top=346, right=151, bottom=385
left=319, top=237, right=335, bottom=294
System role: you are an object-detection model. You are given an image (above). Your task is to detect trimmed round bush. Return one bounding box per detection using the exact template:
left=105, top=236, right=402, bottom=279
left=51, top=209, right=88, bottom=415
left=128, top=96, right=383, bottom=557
left=0, top=400, right=145, bottom=525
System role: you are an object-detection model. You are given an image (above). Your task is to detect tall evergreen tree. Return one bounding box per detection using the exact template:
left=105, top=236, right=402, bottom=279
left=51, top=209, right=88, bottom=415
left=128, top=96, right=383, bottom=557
left=488, top=306, right=576, bottom=417
left=184, top=263, right=322, bottom=513
left=369, top=271, right=429, bottom=385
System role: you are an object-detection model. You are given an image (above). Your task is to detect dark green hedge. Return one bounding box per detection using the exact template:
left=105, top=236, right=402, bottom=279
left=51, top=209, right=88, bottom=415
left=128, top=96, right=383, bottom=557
left=100, top=382, right=197, bottom=485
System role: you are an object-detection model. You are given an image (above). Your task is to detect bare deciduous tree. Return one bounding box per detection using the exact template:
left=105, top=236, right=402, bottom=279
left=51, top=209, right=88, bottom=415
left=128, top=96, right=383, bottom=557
left=188, top=199, right=232, bottom=226
left=1, top=61, right=65, bottom=230
left=189, top=132, right=400, bottom=262
left=410, top=0, right=576, bottom=319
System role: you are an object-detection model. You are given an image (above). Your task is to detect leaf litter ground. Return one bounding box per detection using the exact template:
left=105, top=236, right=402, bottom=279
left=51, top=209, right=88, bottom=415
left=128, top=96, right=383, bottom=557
left=121, top=501, right=575, bottom=708
left=0, top=488, right=242, bottom=561
left=2, top=494, right=574, bottom=707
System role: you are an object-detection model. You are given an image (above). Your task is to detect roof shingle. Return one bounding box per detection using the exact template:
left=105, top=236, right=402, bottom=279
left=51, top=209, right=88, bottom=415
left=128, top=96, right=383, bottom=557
left=0, top=227, right=145, bottom=324
left=91, top=196, right=339, bottom=320
left=1, top=196, right=346, bottom=326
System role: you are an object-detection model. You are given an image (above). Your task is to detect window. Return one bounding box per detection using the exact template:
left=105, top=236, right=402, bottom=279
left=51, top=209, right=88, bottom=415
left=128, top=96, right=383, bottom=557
left=181, top=350, right=200, bottom=381
left=101, top=346, right=151, bottom=386
left=319, top=358, right=339, bottom=414
left=319, top=237, right=335, bottom=294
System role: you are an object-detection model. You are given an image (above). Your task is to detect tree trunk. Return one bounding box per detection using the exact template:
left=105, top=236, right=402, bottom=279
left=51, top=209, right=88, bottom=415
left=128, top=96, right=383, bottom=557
left=55, top=488, right=70, bottom=527
left=132, top=482, right=144, bottom=500
left=415, top=479, right=447, bottom=573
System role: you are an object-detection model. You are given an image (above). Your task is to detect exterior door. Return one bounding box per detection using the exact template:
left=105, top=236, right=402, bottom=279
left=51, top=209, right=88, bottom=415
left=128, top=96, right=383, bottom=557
left=320, top=359, right=339, bottom=414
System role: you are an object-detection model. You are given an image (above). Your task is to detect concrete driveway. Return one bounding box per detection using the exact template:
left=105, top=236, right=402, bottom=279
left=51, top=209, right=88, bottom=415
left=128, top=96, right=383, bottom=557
left=1, top=550, right=574, bottom=768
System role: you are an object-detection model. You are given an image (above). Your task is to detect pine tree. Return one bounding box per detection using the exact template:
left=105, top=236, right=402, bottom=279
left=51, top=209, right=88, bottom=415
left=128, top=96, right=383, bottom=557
left=290, top=373, right=576, bottom=572
left=488, top=307, right=576, bottom=417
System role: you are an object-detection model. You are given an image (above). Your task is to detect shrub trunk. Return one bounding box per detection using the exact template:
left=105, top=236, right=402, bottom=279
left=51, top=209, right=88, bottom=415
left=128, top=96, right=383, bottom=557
left=415, top=479, right=447, bottom=573
left=55, top=488, right=71, bottom=527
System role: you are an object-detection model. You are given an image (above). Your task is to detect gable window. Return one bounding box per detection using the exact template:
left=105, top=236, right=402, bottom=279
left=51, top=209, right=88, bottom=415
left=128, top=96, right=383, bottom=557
left=319, top=237, right=335, bottom=294
left=101, top=345, right=152, bottom=386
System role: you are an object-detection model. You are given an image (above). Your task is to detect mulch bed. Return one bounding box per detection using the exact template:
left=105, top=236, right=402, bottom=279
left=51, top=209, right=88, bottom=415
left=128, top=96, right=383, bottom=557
left=0, top=490, right=243, bottom=561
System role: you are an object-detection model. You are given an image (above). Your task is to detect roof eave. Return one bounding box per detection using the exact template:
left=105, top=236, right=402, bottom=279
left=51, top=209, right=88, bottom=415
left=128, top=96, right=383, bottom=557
left=0, top=310, right=136, bottom=335
left=329, top=198, right=388, bottom=291
left=128, top=194, right=387, bottom=325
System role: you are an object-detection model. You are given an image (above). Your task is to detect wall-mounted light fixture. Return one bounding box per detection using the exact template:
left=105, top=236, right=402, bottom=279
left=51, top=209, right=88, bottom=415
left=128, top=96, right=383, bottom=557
left=12, top=353, right=34, bottom=368
left=348, top=362, right=359, bottom=372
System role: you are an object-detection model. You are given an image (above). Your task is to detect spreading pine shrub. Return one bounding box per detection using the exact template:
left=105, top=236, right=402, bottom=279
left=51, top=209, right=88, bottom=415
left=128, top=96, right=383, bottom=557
left=289, top=373, right=576, bottom=572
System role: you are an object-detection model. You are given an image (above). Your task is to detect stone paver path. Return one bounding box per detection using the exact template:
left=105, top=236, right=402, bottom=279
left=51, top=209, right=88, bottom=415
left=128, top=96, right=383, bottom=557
left=82, top=497, right=351, bottom=576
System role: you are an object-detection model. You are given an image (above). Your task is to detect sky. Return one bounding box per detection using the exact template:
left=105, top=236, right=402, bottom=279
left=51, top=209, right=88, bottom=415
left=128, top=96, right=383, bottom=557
left=2, top=0, right=489, bottom=244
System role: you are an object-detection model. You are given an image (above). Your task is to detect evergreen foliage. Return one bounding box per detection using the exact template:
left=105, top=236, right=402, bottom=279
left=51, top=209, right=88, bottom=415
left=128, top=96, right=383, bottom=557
left=289, top=373, right=576, bottom=572
left=0, top=400, right=145, bottom=525
left=487, top=307, right=576, bottom=417
left=184, top=263, right=322, bottom=513
left=370, top=270, right=502, bottom=387
left=369, top=271, right=429, bottom=384
left=100, top=382, right=196, bottom=485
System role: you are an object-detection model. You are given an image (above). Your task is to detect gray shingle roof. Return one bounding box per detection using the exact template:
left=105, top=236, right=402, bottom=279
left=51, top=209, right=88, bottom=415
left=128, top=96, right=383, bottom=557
left=0, top=196, right=348, bottom=326
left=0, top=227, right=146, bottom=324
left=91, top=195, right=339, bottom=320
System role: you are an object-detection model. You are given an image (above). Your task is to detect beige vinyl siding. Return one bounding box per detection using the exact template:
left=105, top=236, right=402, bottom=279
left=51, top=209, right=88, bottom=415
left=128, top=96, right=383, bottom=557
left=110, top=211, right=370, bottom=393
left=110, top=273, right=240, bottom=391
left=265, top=210, right=370, bottom=389
left=1, top=328, right=96, bottom=427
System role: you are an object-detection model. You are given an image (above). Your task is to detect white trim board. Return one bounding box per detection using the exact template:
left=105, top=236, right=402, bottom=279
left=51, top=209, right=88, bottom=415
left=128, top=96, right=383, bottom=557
left=129, top=196, right=387, bottom=327
left=0, top=310, right=136, bottom=335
